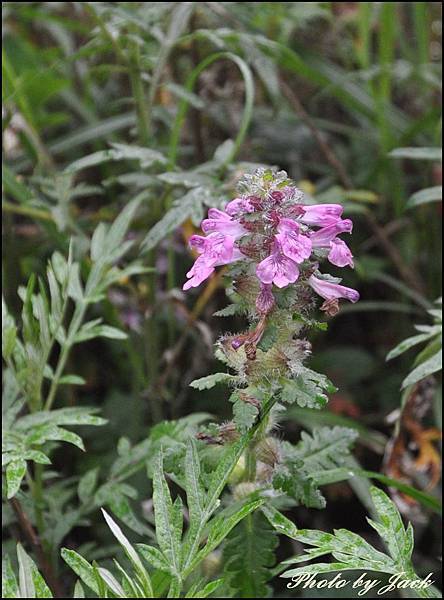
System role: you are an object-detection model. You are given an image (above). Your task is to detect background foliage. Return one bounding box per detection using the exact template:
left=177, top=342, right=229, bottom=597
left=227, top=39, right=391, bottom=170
left=2, top=2, right=442, bottom=598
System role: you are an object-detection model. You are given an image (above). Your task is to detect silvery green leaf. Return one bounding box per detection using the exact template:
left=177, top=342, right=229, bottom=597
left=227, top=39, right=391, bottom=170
left=98, top=568, right=126, bottom=598
left=386, top=332, right=439, bottom=361
left=389, top=147, right=442, bottom=161
left=402, top=349, right=442, bottom=389
left=17, top=543, right=53, bottom=598
left=2, top=555, right=19, bottom=598
left=61, top=549, right=99, bottom=595
left=6, top=459, right=26, bottom=498
left=407, top=186, right=442, bottom=209
left=78, top=467, right=99, bottom=504
left=189, top=373, right=237, bottom=390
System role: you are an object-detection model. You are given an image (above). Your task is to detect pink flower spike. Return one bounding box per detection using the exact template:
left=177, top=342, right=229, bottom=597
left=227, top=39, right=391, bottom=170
left=256, top=244, right=299, bottom=288
left=308, top=274, right=359, bottom=303
left=310, top=219, right=353, bottom=247
left=299, top=204, right=344, bottom=227
left=276, top=218, right=312, bottom=264
left=328, top=238, right=354, bottom=268
left=183, top=256, right=215, bottom=290
left=201, top=208, right=246, bottom=238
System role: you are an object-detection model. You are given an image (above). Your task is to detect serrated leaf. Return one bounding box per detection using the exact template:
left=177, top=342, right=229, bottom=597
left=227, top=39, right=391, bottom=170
left=152, top=454, right=181, bottom=576
left=184, top=439, right=205, bottom=537
left=223, top=511, right=277, bottom=597
left=232, top=398, right=258, bottom=432
left=189, top=373, right=237, bottom=390
left=280, top=377, right=328, bottom=409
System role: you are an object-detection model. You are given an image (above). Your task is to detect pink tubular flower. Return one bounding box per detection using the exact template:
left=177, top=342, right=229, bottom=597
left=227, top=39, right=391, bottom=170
left=256, top=242, right=299, bottom=288
left=310, top=219, right=353, bottom=247
left=183, top=233, right=243, bottom=290
left=298, top=204, right=344, bottom=227
left=201, top=208, right=246, bottom=238
left=276, top=218, right=312, bottom=264
left=328, top=238, right=354, bottom=268
left=308, top=274, right=360, bottom=303
left=183, top=257, right=216, bottom=290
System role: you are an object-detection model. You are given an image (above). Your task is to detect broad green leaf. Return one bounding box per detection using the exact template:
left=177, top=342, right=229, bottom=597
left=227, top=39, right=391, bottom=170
left=185, top=578, right=223, bottom=598
left=64, top=144, right=166, bottom=173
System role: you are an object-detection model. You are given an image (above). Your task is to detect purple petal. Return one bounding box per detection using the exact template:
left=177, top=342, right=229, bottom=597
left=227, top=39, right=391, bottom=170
left=299, top=204, right=344, bottom=226
left=308, top=274, right=359, bottom=303
left=310, top=219, right=353, bottom=247
left=328, top=239, right=354, bottom=268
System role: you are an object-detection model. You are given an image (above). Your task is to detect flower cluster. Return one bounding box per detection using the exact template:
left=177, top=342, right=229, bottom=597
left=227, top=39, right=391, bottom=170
left=183, top=169, right=359, bottom=315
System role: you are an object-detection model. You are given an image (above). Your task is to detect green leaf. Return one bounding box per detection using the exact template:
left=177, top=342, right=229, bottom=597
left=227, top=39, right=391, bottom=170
left=17, top=543, right=35, bottom=598
left=223, top=511, right=277, bottom=597
left=64, top=144, right=166, bottom=173
left=6, top=459, right=27, bottom=499
left=184, top=439, right=205, bottom=541
left=280, top=377, right=328, bottom=409
left=232, top=398, right=258, bottom=432
left=402, top=349, right=442, bottom=388
left=386, top=332, right=439, bottom=361
left=58, top=374, right=86, bottom=385
left=273, top=462, right=325, bottom=509
left=78, top=468, right=99, bottom=504
left=97, top=568, right=126, bottom=597
left=17, top=543, right=53, bottom=598
left=368, top=486, right=413, bottom=567
left=26, top=424, right=85, bottom=451
left=61, top=549, right=99, bottom=595
left=2, top=555, right=19, bottom=598
left=189, top=372, right=237, bottom=390
left=389, top=147, right=442, bottom=161
left=73, top=581, right=85, bottom=598
left=141, top=187, right=208, bottom=252
left=136, top=545, right=170, bottom=572
left=185, top=579, right=223, bottom=598
left=188, top=498, right=264, bottom=574
left=152, top=454, right=181, bottom=576
left=406, top=186, right=442, bottom=209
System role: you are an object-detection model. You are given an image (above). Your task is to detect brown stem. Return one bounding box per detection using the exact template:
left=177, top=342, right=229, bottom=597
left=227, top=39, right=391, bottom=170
left=10, top=497, right=64, bottom=598
left=280, top=77, right=425, bottom=295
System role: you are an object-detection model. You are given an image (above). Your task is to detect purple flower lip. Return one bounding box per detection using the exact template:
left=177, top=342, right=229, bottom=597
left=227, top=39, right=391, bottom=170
left=308, top=274, right=360, bottom=304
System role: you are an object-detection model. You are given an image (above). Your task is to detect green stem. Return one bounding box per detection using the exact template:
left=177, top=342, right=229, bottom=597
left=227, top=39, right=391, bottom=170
left=2, top=200, right=54, bottom=222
